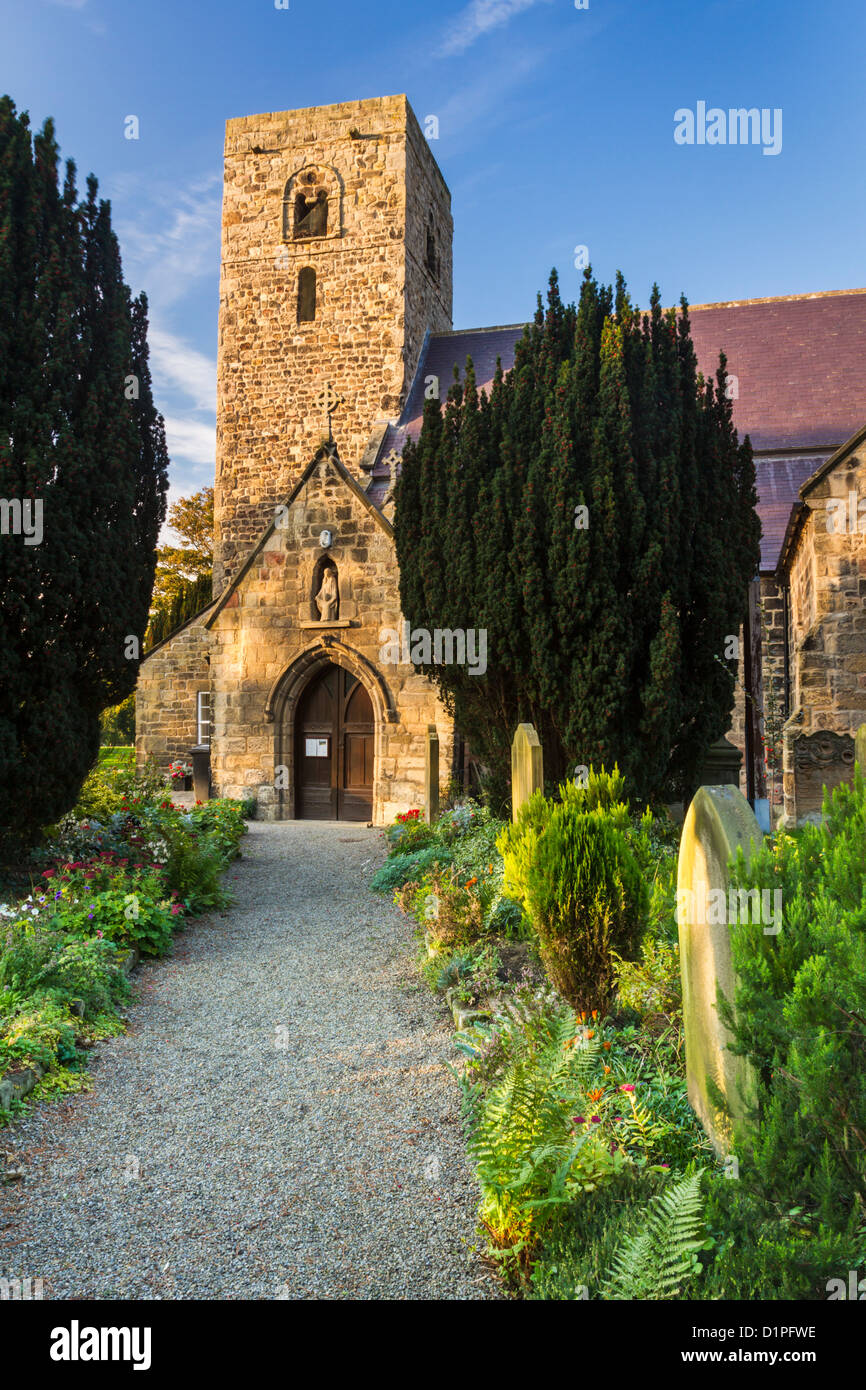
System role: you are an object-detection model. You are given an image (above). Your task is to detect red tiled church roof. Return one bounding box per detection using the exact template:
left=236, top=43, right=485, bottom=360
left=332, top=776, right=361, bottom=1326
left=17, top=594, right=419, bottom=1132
left=367, top=290, right=866, bottom=570
left=688, top=290, right=866, bottom=452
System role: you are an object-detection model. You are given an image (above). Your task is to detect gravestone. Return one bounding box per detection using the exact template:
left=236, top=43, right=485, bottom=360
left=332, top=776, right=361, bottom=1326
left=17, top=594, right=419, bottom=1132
left=677, top=784, right=761, bottom=1155
left=511, top=723, right=543, bottom=821
left=792, top=729, right=854, bottom=820
left=191, top=744, right=211, bottom=804
left=425, top=725, right=439, bottom=825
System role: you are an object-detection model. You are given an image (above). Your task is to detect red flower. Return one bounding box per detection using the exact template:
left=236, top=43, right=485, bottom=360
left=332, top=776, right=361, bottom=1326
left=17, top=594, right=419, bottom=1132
left=41, top=869, right=55, bottom=878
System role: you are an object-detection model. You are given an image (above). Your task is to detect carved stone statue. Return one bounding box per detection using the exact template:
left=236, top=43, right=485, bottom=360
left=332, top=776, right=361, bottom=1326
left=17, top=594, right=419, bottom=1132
left=315, top=566, right=338, bottom=622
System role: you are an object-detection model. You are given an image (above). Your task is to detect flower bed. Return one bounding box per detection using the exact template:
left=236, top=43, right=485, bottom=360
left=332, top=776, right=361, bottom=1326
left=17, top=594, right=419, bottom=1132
left=0, top=760, right=250, bottom=1124
left=373, top=769, right=866, bottom=1299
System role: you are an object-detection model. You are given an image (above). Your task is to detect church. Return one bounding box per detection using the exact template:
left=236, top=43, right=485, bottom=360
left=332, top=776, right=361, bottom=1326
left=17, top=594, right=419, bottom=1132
left=135, top=94, right=866, bottom=827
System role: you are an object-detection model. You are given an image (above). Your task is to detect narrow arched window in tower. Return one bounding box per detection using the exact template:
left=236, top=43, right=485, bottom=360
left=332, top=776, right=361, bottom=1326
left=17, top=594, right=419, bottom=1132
left=297, top=267, right=317, bottom=323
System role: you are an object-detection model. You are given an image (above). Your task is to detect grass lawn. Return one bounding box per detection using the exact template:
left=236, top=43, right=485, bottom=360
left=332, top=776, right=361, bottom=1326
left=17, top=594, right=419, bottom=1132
left=98, top=746, right=135, bottom=769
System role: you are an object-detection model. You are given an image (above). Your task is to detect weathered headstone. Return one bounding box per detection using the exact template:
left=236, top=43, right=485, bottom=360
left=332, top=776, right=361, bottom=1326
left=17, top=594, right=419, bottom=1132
left=677, top=784, right=761, bottom=1155
left=511, top=723, right=543, bottom=822
left=191, top=744, right=211, bottom=803
left=792, top=729, right=854, bottom=820
left=425, top=725, right=439, bottom=825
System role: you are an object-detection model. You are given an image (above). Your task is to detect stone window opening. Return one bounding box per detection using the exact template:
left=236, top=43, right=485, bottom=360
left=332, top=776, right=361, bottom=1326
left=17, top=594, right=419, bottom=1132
left=292, top=172, right=328, bottom=239
left=298, top=267, right=317, bottom=324
left=311, top=555, right=339, bottom=622
left=283, top=165, right=342, bottom=243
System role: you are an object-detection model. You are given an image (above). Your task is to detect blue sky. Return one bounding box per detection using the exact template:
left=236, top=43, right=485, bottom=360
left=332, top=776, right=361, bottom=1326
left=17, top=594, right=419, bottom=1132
left=2, top=0, right=864, bottom=516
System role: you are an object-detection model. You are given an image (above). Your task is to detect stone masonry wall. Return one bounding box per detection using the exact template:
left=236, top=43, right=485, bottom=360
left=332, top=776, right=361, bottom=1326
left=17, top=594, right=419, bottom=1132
left=213, top=95, right=453, bottom=592
left=208, top=451, right=453, bottom=823
left=782, top=442, right=866, bottom=819
left=135, top=613, right=213, bottom=771
left=724, top=578, right=789, bottom=807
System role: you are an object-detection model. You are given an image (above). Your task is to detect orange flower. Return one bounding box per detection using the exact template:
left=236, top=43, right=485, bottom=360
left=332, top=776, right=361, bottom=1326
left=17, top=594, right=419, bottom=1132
left=586, top=1029, right=595, bottom=1040
left=587, top=1088, right=604, bottom=1102
left=602, top=1041, right=611, bottom=1051
left=465, top=876, right=478, bottom=887
left=603, top=1065, right=611, bottom=1075
left=578, top=1011, right=587, bottom=1023
left=591, top=1010, right=598, bottom=1021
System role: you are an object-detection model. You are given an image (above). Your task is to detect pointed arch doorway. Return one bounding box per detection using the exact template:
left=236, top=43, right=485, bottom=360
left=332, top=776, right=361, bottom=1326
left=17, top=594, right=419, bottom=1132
left=294, top=662, right=374, bottom=820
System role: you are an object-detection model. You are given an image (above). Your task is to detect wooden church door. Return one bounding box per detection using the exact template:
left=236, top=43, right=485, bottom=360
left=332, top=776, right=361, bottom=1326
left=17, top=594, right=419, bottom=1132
left=295, top=664, right=373, bottom=821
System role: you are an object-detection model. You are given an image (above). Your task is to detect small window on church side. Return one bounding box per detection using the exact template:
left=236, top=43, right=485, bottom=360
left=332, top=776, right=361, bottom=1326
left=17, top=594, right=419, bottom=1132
left=196, top=690, right=212, bottom=747
left=298, top=267, right=317, bottom=323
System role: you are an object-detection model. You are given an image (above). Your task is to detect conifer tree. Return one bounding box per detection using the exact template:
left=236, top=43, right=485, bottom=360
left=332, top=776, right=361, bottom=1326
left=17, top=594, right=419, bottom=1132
left=394, top=268, right=760, bottom=803
left=0, top=97, right=168, bottom=851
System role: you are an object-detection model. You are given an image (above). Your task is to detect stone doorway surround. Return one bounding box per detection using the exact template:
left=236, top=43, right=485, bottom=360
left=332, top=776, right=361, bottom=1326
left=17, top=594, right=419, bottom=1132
left=294, top=662, right=374, bottom=821
left=265, top=636, right=398, bottom=823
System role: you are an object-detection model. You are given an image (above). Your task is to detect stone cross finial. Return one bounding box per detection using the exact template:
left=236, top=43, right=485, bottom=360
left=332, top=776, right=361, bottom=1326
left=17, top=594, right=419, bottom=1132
left=383, top=448, right=403, bottom=474
left=315, top=382, right=344, bottom=442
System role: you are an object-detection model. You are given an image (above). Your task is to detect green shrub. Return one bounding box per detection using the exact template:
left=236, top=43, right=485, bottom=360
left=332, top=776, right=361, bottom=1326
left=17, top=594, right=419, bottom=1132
left=0, top=996, right=80, bottom=1073
left=696, top=1172, right=866, bottom=1300
left=36, top=936, right=130, bottom=1017
left=408, top=867, right=487, bottom=951
left=369, top=844, right=453, bottom=895
left=186, top=800, right=249, bottom=861
left=497, top=769, right=631, bottom=914
left=614, top=932, right=682, bottom=1021
left=497, top=788, right=549, bottom=911
left=384, top=815, right=440, bottom=853
left=72, top=758, right=166, bottom=820
left=723, top=770, right=866, bottom=1214
left=525, top=805, right=648, bottom=1012
left=0, top=923, right=129, bottom=1019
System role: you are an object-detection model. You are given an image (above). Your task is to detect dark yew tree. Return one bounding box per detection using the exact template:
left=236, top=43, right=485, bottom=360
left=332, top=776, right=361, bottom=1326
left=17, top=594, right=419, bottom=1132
left=394, top=268, right=760, bottom=803
left=0, top=97, right=168, bottom=852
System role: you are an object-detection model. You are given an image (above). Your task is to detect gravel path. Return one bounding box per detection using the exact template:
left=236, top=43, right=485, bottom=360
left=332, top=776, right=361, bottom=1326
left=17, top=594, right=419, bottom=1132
left=0, top=822, right=499, bottom=1300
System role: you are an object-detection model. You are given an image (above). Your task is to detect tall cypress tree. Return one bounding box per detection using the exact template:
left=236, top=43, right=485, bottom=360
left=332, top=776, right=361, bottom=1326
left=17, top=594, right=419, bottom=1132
left=0, top=98, right=168, bottom=851
left=394, top=268, right=760, bottom=804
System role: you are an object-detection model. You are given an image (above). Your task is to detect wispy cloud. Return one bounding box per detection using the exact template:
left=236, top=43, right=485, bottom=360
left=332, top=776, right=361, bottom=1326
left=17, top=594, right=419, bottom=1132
left=163, top=417, right=216, bottom=469
left=439, top=0, right=554, bottom=57
left=116, top=172, right=222, bottom=316
left=113, top=172, right=221, bottom=502
left=148, top=327, right=216, bottom=417
left=433, top=44, right=552, bottom=151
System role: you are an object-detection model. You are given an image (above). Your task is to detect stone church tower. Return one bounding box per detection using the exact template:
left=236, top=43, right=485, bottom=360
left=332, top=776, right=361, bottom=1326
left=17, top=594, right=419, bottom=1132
left=137, top=96, right=460, bottom=823
left=214, top=95, right=453, bottom=590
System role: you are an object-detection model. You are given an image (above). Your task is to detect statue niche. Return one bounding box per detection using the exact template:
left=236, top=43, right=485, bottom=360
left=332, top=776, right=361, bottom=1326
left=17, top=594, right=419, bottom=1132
left=314, top=561, right=339, bottom=622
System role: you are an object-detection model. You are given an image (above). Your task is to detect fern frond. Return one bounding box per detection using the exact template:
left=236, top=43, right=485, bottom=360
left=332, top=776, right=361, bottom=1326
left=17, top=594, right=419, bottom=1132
left=602, top=1169, right=706, bottom=1300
